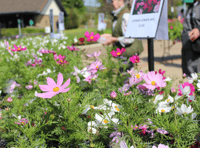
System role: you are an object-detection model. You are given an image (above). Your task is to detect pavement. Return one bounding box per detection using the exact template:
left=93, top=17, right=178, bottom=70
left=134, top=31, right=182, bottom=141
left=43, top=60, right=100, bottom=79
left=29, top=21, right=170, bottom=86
left=76, top=40, right=184, bottom=88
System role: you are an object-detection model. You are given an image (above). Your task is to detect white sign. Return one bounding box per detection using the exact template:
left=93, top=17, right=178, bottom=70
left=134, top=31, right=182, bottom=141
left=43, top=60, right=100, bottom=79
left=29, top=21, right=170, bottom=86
left=98, top=13, right=107, bottom=31
left=125, top=0, right=168, bottom=39
left=59, top=12, right=65, bottom=31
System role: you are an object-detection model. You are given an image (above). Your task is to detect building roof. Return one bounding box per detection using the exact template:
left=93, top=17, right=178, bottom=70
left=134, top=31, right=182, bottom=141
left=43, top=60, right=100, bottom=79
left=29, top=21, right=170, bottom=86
left=0, top=0, right=67, bottom=16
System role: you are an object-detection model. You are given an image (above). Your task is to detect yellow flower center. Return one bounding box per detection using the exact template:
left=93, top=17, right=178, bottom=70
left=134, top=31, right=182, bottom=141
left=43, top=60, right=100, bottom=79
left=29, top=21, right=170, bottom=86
left=115, top=106, right=118, bottom=108
left=96, top=66, right=99, bottom=69
left=53, top=87, right=59, bottom=92
left=135, top=126, right=138, bottom=129
left=103, top=119, right=108, bottom=124
left=135, top=60, right=138, bottom=63
left=136, top=74, right=140, bottom=79
left=167, top=99, right=170, bottom=102
left=21, top=122, right=25, bottom=125
left=172, top=106, right=174, bottom=109
left=8, top=47, right=11, bottom=49
left=60, top=60, right=63, bottom=63
left=90, top=36, right=94, bottom=39
left=90, top=105, right=94, bottom=109
left=151, top=81, right=156, bottom=86
left=116, top=108, right=120, bottom=111
left=117, top=52, right=121, bottom=56
left=17, top=48, right=21, bottom=51
left=161, top=109, right=165, bottom=113
left=153, top=99, right=155, bottom=101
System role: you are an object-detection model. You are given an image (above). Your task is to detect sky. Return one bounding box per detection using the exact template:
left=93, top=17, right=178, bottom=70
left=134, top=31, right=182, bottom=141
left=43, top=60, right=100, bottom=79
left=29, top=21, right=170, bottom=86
left=83, top=0, right=101, bottom=7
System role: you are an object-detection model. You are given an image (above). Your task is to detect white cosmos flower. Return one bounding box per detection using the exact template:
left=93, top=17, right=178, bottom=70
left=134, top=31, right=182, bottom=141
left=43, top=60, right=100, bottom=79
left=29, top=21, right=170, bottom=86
left=153, top=94, right=163, bottom=104
left=179, top=85, right=190, bottom=97
left=191, top=113, right=197, bottom=120
left=197, top=80, right=200, bottom=91
left=165, top=77, right=172, bottom=82
left=188, top=73, right=198, bottom=83
left=87, top=121, right=98, bottom=134
left=156, top=101, right=172, bottom=114
left=176, top=104, right=193, bottom=115
left=165, top=96, right=174, bottom=104
left=95, top=114, right=119, bottom=128
left=81, top=105, right=98, bottom=114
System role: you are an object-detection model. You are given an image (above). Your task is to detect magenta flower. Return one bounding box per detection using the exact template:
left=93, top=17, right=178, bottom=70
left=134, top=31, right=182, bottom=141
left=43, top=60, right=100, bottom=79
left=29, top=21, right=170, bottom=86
left=178, top=82, right=195, bottom=96
left=4, top=40, right=13, bottom=56
left=170, top=26, right=173, bottom=29
left=31, top=59, right=43, bottom=67
left=67, top=45, right=79, bottom=51
left=130, top=55, right=140, bottom=63
left=155, top=69, right=166, bottom=79
left=110, top=48, right=126, bottom=57
left=7, top=97, right=13, bottom=102
left=15, top=118, right=29, bottom=125
left=11, top=45, right=26, bottom=52
left=56, top=54, right=68, bottom=65
left=36, top=73, right=71, bottom=99
left=39, top=49, right=49, bottom=54
left=26, top=85, right=33, bottom=90
left=87, top=51, right=101, bottom=58
left=110, top=91, right=117, bottom=99
left=84, top=31, right=100, bottom=42
left=143, top=71, right=166, bottom=90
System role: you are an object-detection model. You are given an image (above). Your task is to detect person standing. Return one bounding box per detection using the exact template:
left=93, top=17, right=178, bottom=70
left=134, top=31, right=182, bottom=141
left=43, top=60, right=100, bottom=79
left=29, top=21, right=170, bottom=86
left=101, top=0, right=144, bottom=70
left=182, top=0, right=200, bottom=76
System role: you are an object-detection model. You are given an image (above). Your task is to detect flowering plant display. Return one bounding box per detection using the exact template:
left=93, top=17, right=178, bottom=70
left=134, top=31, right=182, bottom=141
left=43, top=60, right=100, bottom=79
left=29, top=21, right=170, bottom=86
left=0, top=33, right=200, bottom=148
left=133, top=0, right=161, bottom=15
left=168, top=19, right=184, bottom=44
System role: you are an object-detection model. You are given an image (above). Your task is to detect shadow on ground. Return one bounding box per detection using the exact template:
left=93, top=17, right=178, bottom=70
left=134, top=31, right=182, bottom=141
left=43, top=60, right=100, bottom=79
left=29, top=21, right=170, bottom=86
left=141, top=55, right=182, bottom=68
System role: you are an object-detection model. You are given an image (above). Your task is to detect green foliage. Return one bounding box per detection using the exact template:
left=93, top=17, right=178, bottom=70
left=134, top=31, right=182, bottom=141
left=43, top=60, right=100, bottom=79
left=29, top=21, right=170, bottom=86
left=168, top=19, right=183, bottom=41
left=65, top=8, right=79, bottom=29
left=1, top=28, right=45, bottom=37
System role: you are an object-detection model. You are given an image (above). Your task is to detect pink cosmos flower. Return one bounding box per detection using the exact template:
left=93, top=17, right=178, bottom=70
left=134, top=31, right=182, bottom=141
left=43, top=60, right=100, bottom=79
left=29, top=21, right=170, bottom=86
left=110, top=48, right=126, bottom=57
left=72, top=66, right=81, bottom=83
left=119, top=84, right=130, bottom=93
left=4, top=40, right=13, bottom=56
left=31, top=59, right=43, bottom=67
left=16, top=35, right=20, bottom=39
left=56, top=54, right=68, bottom=65
left=39, top=49, right=49, bottom=54
left=178, top=82, right=195, bottom=96
left=11, top=45, right=26, bottom=52
left=7, top=97, right=13, bottom=102
left=34, top=80, right=38, bottom=85
left=157, top=128, right=169, bottom=134
left=129, top=71, right=144, bottom=86
left=110, top=91, right=117, bottom=99
left=87, top=51, right=101, bottom=58
left=84, top=31, right=100, bottom=42
left=88, top=60, right=105, bottom=74
left=15, top=118, right=29, bottom=125
left=84, top=74, right=98, bottom=84
left=155, top=69, right=166, bottom=79
left=143, top=71, right=166, bottom=90
left=36, top=73, right=71, bottom=99
left=67, top=45, right=79, bottom=51
left=54, top=54, right=59, bottom=60
left=9, top=81, right=21, bottom=93
left=26, top=85, right=33, bottom=90
left=130, top=55, right=140, bottom=63
left=170, top=26, right=173, bottom=29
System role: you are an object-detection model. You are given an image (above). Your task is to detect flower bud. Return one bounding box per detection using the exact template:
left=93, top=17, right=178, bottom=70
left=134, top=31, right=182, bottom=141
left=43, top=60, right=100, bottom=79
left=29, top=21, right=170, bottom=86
left=183, top=73, right=186, bottom=78
left=7, top=97, right=13, bottom=102
left=67, top=98, right=71, bottom=102
left=110, top=91, right=117, bottom=99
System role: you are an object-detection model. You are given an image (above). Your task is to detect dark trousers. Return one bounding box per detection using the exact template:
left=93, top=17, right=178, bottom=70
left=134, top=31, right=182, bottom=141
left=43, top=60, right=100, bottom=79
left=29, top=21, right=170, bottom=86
left=182, top=36, right=200, bottom=77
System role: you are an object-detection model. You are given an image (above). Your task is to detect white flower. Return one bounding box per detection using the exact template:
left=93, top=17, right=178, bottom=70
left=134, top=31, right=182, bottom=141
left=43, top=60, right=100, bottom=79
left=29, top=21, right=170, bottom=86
left=179, top=85, right=190, bottom=97
left=165, top=77, right=172, bottom=82
left=153, top=94, right=163, bottom=104
left=165, top=96, right=174, bottom=104
left=176, top=104, right=193, bottom=115
left=191, top=113, right=197, bottom=120
left=95, top=114, right=119, bottom=128
left=156, top=102, right=172, bottom=113
left=197, top=80, right=200, bottom=91
left=74, top=37, right=78, bottom=43
left=188, top=73, right=198, bottom=83
left=82, top=105, right=98, bottom=114
left=87, top=121, right=98, bottom=134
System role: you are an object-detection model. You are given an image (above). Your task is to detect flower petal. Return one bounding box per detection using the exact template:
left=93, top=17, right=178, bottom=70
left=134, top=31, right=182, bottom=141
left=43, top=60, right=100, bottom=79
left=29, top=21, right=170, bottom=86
left=39, top=85, right=52, bottom=92
left=47, top=77, right=57, bottom=87
left=57, top=73, right=63, bottom=87
left=84, top=31, right=90, bottom=38
left=36, top=92, right=58, bottom=99
left=60, top=87, right=71, bottom=93
left=60, top=78, right=70, bottom=89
